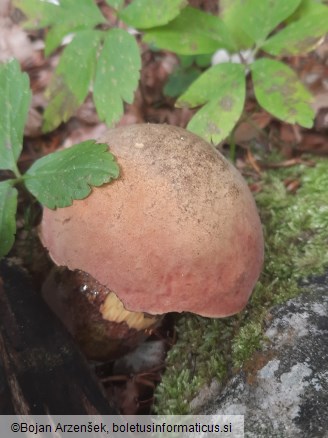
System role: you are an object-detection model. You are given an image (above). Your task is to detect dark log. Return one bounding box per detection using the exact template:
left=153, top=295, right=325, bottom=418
left=0, top=259, right=117, bottom=414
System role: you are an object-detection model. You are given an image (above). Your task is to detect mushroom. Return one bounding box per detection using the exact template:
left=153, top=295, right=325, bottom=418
left=40, top=124, right=264, bottom=358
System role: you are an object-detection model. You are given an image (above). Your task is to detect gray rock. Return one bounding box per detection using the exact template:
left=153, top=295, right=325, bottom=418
left=200, top=273, right=328, bottom=438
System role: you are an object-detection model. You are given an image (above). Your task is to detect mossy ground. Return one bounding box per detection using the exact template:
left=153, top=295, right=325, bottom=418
left=154, top=157, right=328, bottom=414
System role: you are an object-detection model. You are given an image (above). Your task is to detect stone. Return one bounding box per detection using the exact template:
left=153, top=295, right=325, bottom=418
left=199, top=272, right=328, bottom=438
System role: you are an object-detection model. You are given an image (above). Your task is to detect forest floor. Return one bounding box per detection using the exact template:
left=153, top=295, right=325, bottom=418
left=1, top=0, right=328, bottom=415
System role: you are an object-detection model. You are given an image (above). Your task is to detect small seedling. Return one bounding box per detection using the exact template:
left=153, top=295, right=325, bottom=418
left=0, top=59, right=119, bottom=258
left=171, top=0, right=327, bottom=143
left=14, top=0, right=143, bottom=132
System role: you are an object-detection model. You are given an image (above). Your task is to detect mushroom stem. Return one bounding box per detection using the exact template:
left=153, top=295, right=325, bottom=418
left=42, top=268, right=161, bottom=361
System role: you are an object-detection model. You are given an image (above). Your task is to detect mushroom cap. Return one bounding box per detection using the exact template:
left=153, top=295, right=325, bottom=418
left=40, top=124, right=264, bottom=317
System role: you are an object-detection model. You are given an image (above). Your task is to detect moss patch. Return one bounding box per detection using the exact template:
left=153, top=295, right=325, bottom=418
left=154, top=158, right=328, bottom=414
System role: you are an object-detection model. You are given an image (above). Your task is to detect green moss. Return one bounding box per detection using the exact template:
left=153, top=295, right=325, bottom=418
left=154, top=158, right=328, bottom=414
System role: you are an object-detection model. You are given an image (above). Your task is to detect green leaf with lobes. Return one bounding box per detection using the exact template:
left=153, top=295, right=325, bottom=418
left=24, top=141, right=120, bottom=209
left=119, top=0, right=187, bottom=29
left=251, top=58, right=314, bottom=128
left=14, top=0, right=105, bottom=55
left=262, top=2, right=328, bottom=56
left=0, top=59, right=31, bottom=173
left=42, top=30, right=102, bottom=132
left=228, top=0, right=301, bottom=45
left=143, top=6, right=236, bottom=55
left=42, top=78, right=80, bottom=133
left=0, top=181, right=18, bottom=258
left=93, top=29, right=141, bottom=127
left=220, top=0, right=255, bottom=50
left=177, top=63, right=246, bottom=143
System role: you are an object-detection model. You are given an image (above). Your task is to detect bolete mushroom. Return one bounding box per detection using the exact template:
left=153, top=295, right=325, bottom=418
left=40, top=124, right=264, bottom=358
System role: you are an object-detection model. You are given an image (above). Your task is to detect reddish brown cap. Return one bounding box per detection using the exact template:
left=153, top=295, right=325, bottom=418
left=40, top=124, right=264, bottom=317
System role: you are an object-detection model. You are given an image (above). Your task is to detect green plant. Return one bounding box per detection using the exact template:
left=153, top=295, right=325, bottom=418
left=0, top=59, right=119, bottom=258
left=14, top=0, right=328, bottom=142
left=172, top=0, right=328, bottom=143
left=163, top=54, right=212, bottom=98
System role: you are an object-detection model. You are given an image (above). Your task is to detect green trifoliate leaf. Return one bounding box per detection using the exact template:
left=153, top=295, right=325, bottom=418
left=220, top=0, right=255, bottom=49
left=24, top=141, right=120, bottom=209
left=251, top=59, right=314, bottom=128
left=143, top=6, right=236, bottom=55
left=45, top=0, right=105, bottom=56
left=177, top=63, right=244, bottom=107
left=286, top=0, right=326, bottom=23
left=179, top=55, right=195, bottom=69
left=177, top=63, right=246, bottom=143
left=231, top=0, right=301, bottom=45
left=105, top=0, right=124, bottom=9
left=0, top=59, right=31, bottom=173
left=14, top=0, right=105, bottom=55
left=93, top=29, right=141, bottom=127
left=0, top=181, right=18, bottom=258
left=195, top=54, right=212, bottom=68
left=42, top=78, right=80, bottom=133
left=13, top=0, right=59, bottom=29
left=119, top=0, right=187, bottom=29
left=164, top=68, right=201, bottom=98
left=177, top=54, right=211, bottom=69
left=55, top=30, right=102, bottom=100
left=43, top=30, right=102, bottom=132
left=263, top=2, right=328, bottom=56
